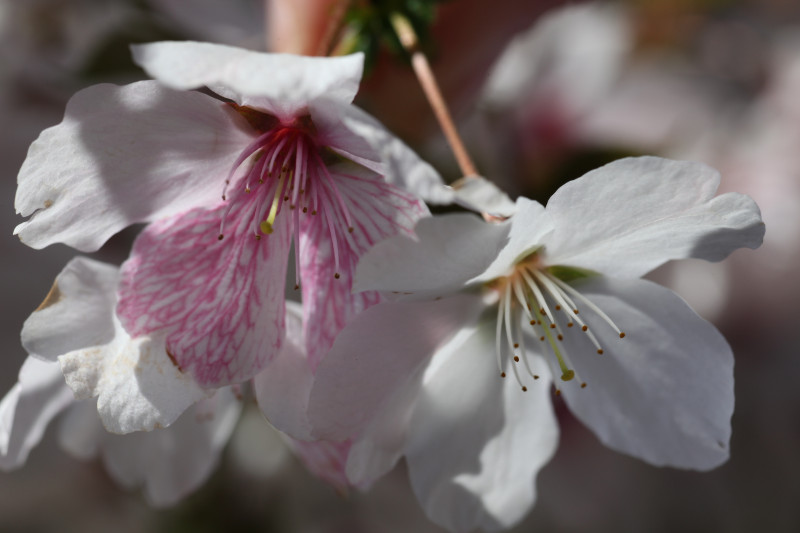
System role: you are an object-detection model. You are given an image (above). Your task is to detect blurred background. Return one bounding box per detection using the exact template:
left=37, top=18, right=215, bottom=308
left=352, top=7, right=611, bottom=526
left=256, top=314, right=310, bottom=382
left=0, top=0, right=798, bottom=531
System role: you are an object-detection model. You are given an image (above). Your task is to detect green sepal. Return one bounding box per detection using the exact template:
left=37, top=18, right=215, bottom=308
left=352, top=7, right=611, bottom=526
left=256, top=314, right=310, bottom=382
left=342, top=0, right=448, bottom=73
left=546, top=265, right=598, bottom=283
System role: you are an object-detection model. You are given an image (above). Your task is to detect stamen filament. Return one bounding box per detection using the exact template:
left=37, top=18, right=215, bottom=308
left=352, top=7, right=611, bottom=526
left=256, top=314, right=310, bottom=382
left=520, top=269, right=555, bottom=324
left=513, top=304, right=539, bottom=380
left=261, top=170, right=286, bottom=235
left=533, top=302, right=574, bottom=382
left=503, top=282, right=515, bottom=365
left=548, top=273, right=625, bottom=337
left=495, top=288, right=505, bottom=375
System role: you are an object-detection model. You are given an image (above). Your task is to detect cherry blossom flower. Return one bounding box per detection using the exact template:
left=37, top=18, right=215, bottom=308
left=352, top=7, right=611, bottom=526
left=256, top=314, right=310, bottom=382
left=0, top=257, right=241, bottom=506
left=14, top=42, right=444, bottom=409
left=305, top=156, right=765, bottom=532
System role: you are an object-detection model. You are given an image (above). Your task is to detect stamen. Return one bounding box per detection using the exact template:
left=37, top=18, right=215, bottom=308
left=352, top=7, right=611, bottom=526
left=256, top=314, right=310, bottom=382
left=503, top=283, right=515, bottom=369
left=532, top=303, right=574, bottom=382
left=260, top=169, right=287, bottom=235
left=520, top=269, right=556, bottom=330
left=495, top=292, right=505, bottom=375
left=315, top=151, right=354, bottom=230
left=320, top=195, right=341, bottom=277
left=547, top=273, right=625, bottom=337
left=513, top=303, right=540, bottom=381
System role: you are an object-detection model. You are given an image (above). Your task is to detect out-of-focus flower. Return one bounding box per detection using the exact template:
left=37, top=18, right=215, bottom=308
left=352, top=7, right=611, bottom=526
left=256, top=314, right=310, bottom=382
left=482, top=3, right=632, bottom=145
left=15, top=42, right=446, bottom=431
left=0, top=257, right=241, bottom=506
left=306, top=157, right=764, bottom=531
left=148, top=0, right=266, bottom=49
left=0, top=0, right=139, bottom=98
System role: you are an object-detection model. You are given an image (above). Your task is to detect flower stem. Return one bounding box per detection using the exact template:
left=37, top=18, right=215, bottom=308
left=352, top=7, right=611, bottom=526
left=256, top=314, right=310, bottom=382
left=317, top=0, right=353, bottom=56
left=389, top=13, right=478, bottom=178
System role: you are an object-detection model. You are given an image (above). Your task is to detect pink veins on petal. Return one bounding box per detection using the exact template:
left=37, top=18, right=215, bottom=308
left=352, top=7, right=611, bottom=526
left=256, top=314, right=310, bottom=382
left=219, top=108, right=356, bottom=283
left=118, top=103, right=428, bottom=388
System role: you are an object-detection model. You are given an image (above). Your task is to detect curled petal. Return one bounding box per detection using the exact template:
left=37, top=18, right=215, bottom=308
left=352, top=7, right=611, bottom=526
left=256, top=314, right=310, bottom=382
left=558, top=277, right=733, bottom=470
left=15, top=81, right=248, bottom=251
left=59, top=321, right=209, bottom=434
left=543, top=157, right=765, bottom=277
left=118, top=202, right=291, bottom=388
left=472, top=197, right=553, bottom=283
left=21, top=257, right=119, bottom=361
left=132, top=41, right=363, bottom=120
left=450, top=175, right=517, bottom=218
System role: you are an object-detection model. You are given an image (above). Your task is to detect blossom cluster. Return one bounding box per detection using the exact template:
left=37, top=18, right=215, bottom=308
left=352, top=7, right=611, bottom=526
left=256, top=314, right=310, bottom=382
left=1, top=38, right=764, bottom=532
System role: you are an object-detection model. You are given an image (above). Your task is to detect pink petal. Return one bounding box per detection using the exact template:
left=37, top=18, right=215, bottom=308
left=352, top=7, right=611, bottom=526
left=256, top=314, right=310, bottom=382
left=118, top=200, right=292, bottom=388
left=298, top=165, right=430, bottom=369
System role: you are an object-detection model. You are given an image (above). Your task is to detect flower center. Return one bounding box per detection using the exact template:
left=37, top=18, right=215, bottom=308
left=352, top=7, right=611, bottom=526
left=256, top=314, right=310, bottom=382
left=218, top=111, right=356, bottom=282
left=491, top=253, right=625, bottom=394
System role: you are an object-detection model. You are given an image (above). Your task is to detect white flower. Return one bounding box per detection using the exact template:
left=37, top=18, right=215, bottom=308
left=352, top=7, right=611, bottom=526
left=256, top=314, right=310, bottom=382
left=304, top=156, right=765, bottom=532
left=0, top=257, right=241, bottom=505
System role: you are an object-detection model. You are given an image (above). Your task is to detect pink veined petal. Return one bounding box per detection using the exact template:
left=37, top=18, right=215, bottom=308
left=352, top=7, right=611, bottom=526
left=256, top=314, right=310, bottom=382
left=298, top=164, right=430, bottom=369
left=117, top=200, right=292, bottom=388
left=14, top=81, right=250, bottom=252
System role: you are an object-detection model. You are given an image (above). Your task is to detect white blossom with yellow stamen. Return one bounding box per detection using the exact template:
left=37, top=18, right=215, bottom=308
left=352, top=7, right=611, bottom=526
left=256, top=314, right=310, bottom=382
left=303, top=156, right=764, bottom=533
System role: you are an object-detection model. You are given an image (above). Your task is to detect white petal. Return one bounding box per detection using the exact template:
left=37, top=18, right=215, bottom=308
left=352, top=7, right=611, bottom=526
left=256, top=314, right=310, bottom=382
left=253, top=301, right=314, bottom=441
left=450, top=175, right=518, bottom=217
left=59, top=319, right=209, bottom=434
left=15, top=81, right=249, bottom=251
left=471, top=197, right=554, bottom=283
left=558, top=277, right=733, bottom=470
left=21, top=257, right=119, bottom=361
left=345, top=357, right=429, bottom=487
left=406, top=320, right=559, bottom=532
left=542, top=157, right=765, bottom=278
left=354, top=213, right=509, bottom=296
left=333, top=106, right=453, bottom=204
left=307, top=295, right=486, bottom=443
left=99, top=388, right=241, bottom=506
left=132, top=42, right=363, bottom=120
left=0, top=357, right=75, bottom=470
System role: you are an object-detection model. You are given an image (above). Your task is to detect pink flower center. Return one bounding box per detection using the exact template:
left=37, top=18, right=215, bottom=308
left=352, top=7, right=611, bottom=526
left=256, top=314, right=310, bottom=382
left=218, top=115, right=356, bottom=281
